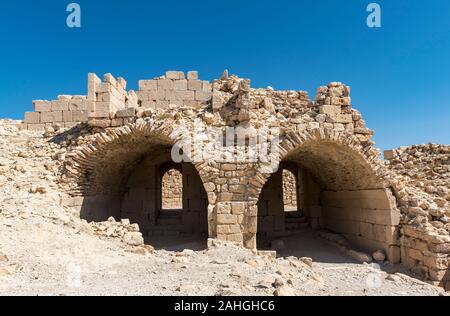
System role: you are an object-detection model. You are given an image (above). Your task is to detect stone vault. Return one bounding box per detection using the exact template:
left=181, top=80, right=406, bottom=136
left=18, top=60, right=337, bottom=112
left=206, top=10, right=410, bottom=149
left=24, top=70, right=450, bottom=290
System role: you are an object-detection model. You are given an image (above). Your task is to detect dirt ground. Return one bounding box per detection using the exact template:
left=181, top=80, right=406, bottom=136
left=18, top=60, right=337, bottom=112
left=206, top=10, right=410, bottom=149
left=0, top=215, right=445, bottom=296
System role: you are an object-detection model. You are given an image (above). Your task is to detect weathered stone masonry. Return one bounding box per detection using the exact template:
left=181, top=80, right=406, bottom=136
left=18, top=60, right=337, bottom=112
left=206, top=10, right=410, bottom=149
left=26, top=70, right=450, bottom=290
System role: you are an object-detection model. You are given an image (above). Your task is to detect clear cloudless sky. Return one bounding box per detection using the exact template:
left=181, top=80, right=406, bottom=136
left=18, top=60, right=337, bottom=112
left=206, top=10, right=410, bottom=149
left=0, top=0, right=449, bottom=150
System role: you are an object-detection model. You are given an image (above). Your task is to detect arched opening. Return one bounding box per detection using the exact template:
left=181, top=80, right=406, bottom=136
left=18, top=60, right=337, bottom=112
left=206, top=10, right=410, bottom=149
left=256, top=139, right=401, bottom=263
left=161, top=168, right=183, bottom=210
left=76, top=128, right=209, bottom=251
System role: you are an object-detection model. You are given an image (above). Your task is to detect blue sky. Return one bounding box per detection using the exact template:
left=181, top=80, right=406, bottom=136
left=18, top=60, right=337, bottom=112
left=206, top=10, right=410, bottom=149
left=0, top=0, right=449, bottom=150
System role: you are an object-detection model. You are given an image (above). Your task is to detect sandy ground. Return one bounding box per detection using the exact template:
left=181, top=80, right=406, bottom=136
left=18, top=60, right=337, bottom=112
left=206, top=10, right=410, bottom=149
left=0, top=215, right=445, bottom=296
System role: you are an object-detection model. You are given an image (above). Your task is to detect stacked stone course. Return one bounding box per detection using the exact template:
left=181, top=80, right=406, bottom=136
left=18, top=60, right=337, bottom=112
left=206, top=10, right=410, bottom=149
left=24, top=95, right=89, bottom=130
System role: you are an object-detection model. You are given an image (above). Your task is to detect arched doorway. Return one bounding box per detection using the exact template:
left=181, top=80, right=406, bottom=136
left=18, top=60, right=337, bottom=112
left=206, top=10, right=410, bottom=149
left=73, top=125, right=209, bottom=251
left=256, top=137, right=401, bottom=263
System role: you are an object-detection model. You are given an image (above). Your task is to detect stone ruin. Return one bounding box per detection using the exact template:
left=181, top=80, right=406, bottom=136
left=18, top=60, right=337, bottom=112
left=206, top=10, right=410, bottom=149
left=22, top=70, right=450, bottom=290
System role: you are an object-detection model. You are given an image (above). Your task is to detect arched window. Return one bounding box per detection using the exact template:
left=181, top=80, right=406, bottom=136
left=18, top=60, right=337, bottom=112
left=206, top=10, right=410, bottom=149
left=161, top=169, right=183, bottom=210
left=282, top=169, right=298, bottom=212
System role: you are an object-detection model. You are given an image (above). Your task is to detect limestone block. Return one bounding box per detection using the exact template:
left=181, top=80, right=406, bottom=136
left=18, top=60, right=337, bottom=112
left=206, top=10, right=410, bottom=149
left=175, top=91, right=195, bottom=101
left=72, top=110, right=88, bottom=122
left=330, top=96, right=351, bottom=106
left=219, top=192, right=233, bottom=202
left=88, top=118, right=111, bottom=128
left=139, top=90, right=165, bottom=101
left=33, top=100, right=51, bottom=112
left=51, top=100, right=69, bottom=111
left=27, top=123, right=45, bottom=131
left=173, top=79, right=188, bottom=91
left=229, top=185, right=246, bottom=193
left=202, top=81, right=212, bottom=91
left=91, top=102, right=111, bottom=118
left=376, top=209, right=400, bottom=226
left=319, top=105, right=341, bottom=116
left=360, top=222, right=374, bottom=239
left=227, top=233, right=243, bottom=243
left=196, top=91, right=212, bottom=101
left=166, top=71, right=185, bottom=80
left=85, top=100, right=95, bottom=112
left=326, top=113, right=353, bottom=124
left=41, top=111, right=63, bottom=123
left=188, top=80, right=203, bottom=91
left=229, top=224, right=241, bottom=234
left=373, top=224, right=398, bottom=244
left=24, top=112, right=41, bottom=124
left=115, top=108, right=135, bottom=118
left=164, top=91, right=179, bottom=101
left=111, top=118, right=124, bottom=127
left=68, top=99, right=87, bottom=111
left=217, top=225, right=230, bottom=234
left=354, top=128, right=374, bottom=135
left=232, top=202, right=246, bottom=215
left=96, top=82, right=112, bottom=93
left=139, top=80, right=157, bottom=91
left=88, top=73, right=101, bottom=100
left=158, top=79, right=174, bottom=90
left=407, top=248, right=424, bottom=261
left=63, top=110, right=73, bottom=122
left=187, top=71, right=198, bottom=80
left=217, top=214, right=237, bottom=224
left=247, top=217, right=257, bottom=233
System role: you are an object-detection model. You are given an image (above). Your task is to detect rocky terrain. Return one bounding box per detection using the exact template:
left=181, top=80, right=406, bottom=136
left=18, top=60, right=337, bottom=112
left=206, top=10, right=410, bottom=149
left=0, top=119, right=447, bottom=296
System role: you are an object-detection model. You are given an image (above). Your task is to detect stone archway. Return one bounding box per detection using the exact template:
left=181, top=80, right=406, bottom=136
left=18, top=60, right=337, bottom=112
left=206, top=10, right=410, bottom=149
left=64, top=121, right=213, bottom=249
left=248, top=128, right=402, bottom=262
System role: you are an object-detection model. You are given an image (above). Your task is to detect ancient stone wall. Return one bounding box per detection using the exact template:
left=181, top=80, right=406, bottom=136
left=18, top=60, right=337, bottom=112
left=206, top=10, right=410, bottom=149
left=385, top=144, right=450, bottom=289
left=320, top=189, right=401, bottom=262
left=162, top=169, right=183, bottom=210
left=23, top=95, right=89, bottom=130
left=138, top=71, right=212, bottom=110
left=282, top=169, right=297, bottom=211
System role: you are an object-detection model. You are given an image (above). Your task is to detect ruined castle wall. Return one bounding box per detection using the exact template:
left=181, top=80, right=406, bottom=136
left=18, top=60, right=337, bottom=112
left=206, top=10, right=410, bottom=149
left=385, top=144, right=450, bottom=289
left=24, top=95, right=90, bottom=130
left=320, top=189, right=401, bottom=262
left=138, top=71, right=212, bottom=110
